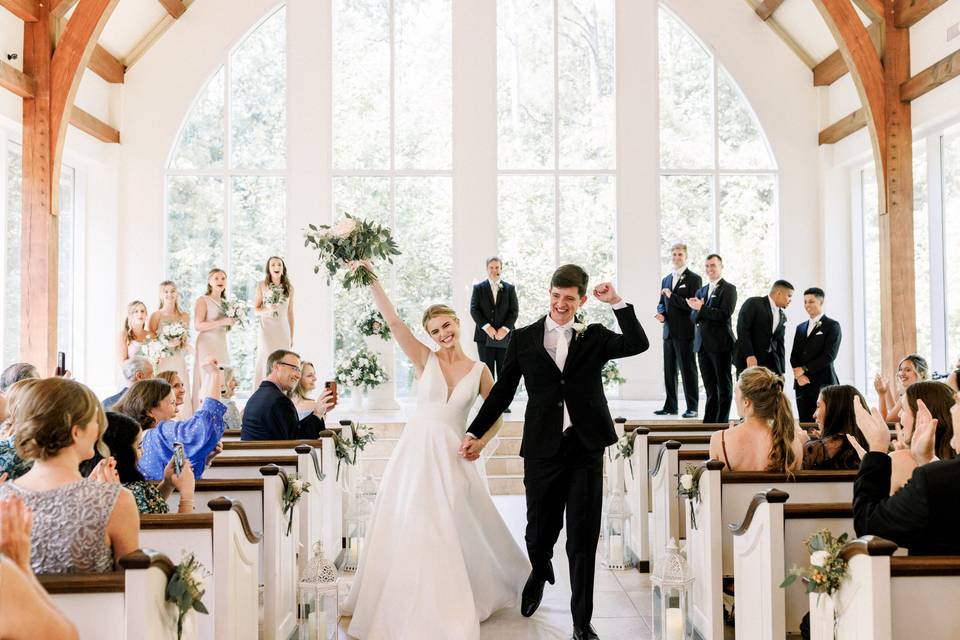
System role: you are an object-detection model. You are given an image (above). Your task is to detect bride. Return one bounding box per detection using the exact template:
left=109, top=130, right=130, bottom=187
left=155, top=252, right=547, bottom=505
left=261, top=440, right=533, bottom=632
left=342, top=261, right=530, bottom=640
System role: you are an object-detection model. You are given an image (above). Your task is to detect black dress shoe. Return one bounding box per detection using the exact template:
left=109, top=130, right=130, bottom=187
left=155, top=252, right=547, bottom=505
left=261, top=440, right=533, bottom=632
left=571, top=624, right=600, bottom=640
left=521, top=573, right=546, bottom=617
left=653, top=409, right=677, bottom=416
left=504, top=406, right=512, bottom=413
left=682, top=410, right=698, bottom=418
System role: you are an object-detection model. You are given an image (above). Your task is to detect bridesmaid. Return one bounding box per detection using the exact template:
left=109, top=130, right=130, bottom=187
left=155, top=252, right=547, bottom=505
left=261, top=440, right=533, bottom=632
left=289, top=361, right=317, bottom=420
left=117, top=301, right=155, bottom=369
left=149, top=280, right=193, bottom=417
left=253, top=256, right=295, bottom=387
left=192, top=268, right=234, bottom=409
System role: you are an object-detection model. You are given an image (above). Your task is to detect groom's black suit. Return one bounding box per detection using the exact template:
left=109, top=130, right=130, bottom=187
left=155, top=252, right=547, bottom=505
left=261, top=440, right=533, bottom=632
left=467, top=304, right=648, bottom=629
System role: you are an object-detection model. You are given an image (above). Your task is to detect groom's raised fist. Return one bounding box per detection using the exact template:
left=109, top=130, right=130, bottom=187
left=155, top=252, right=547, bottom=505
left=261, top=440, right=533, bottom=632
left=592, top=282, right=622, bottom=305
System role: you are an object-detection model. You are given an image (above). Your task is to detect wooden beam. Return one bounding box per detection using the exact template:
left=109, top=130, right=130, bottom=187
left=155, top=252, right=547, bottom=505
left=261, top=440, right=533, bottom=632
left=0, top=60, right=35, bottom=98
left=88, top=43, right=125, bottom=83
left=900, top=48, right=960, bottom=102
left=69, top=106, right=119, bottom=143
left=755, top=0, right=785, bottom=21
left=851, top=0, right=884, bottom=23
left=742, top=0, right=817, bottom=69
left=894, top=0, right=949, bottom=28
left=125, top=0, right=195, bottom=69
left=157, top=0, right=186, bottom=19
left=813, top=22, right=882, bottom=86
left=0, top=0, right=38, bottom=21
left=49, top=0, right=79, bottom=19
left=818, top=108, right=866, bottom=144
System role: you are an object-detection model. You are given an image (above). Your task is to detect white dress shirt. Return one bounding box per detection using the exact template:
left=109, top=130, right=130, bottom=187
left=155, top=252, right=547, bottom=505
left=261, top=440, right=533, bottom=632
left=482, top=279, right=502, bottom=331
left=807, top=313, right=824, bottom=337
left=768, top=295, right=780, bottom=333
left=672, top=268, right=686, bottom=289
left=707, top=278, right=720, bottom=299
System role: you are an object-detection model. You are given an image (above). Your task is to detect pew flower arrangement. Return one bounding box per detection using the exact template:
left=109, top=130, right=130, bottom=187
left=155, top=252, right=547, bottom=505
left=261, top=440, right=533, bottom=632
left=304, top=213, right=401, bottom=290
left=676, top=463, right=706, bottom=530
left=601, top=360, right=626, bottom=387
left=336, top=347, right=389, bottom=392
left=333, top=423, right=377, bottom=482
left=780, top=529, right=850, bottom=597
left=612, top=431, right=635, bottom=479
left=166, top=551, right=210, bottom=640
left=282, top=474, right=311, bottom=536
left=221, top=296, right=249, bottom=330
left=358, top=309, right=392, bottom=341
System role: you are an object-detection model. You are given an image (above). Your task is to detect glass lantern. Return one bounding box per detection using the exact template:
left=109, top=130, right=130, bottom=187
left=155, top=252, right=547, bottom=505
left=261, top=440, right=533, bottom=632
left=650, top=538, right=693, bottom=640
left=298, top=541, right=339, bottom=640
left=340, top=488, right=372, bottom=572
left=602, top=490, right=631, bottom=570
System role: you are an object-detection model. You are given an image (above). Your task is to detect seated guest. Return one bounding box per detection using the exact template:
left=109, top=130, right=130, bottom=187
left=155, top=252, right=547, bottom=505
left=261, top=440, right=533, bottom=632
left=851, top=391, right=960, bottom=555
left=114, top=360, right=226, bottom=480
left=0, top=363, right=38, bottom=393
left=290, top=360, right=319, bottom=420
left=946, top=355, right=959, bottom=392
left=155, top=370, right=188, bottom=419
left=0, top=494, right=79, bottom=640
left=103, top=356, right=154, bottom=409
left=887, top=381, right=956, bottom=492
left=709, top=366, right=807, bottom=472
left=0, top=379, right=43, bottom=480
left=802, top=385, right=869, bottom=470
left=874, top=353, right=928, bottom=422
left=242, top=350, right=334, bottom=441
left=219, top=366, right=242, bottom=430
left=100, top=412, right=195, bottom=514
left=0, top=378, right=139, bottom=573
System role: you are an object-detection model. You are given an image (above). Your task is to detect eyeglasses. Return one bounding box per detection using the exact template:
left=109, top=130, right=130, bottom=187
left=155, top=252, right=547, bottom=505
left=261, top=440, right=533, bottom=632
left=277, top=362, right=302, bottom=374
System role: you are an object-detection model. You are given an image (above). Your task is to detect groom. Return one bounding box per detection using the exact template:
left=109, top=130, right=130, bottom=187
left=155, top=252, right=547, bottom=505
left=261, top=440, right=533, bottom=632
left=461, top=265, right=649, bottom=640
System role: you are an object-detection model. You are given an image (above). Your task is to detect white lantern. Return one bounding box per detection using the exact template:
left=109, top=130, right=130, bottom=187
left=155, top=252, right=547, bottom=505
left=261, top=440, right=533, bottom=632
left=650, top=538, right=693, bottom=640
left=299, top=541, right=339, bottom=640
left=341, top=488, right=372, bottom=573
left=602, top=490, right=631, bottom=570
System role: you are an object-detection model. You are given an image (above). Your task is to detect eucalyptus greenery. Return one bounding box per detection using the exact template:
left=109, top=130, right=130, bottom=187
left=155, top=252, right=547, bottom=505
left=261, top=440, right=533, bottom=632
left=358, top=309, right=392, bottom=341
left=781, top=529, right=850, bottom=596
left=282, top=474, right=311, bottom=536
left=165, top=551, right=210, bottom=640
left=333, top=423, right=377, bottom=482
left=304, top=213, right=401, bottom=290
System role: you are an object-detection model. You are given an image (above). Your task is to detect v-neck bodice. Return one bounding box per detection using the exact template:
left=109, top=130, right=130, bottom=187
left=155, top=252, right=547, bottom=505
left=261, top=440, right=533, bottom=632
left=415, top=353, right=483, bottom=417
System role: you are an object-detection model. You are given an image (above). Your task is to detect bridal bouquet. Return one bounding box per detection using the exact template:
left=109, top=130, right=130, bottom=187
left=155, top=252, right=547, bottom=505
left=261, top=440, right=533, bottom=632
left=166, top=551, right=210, bottom=640
left=781, top=529, right=850, bottom=596
left=281, top=474, right=310, bottom=536
left=157, top=321, right=188, bottom=356
left=263, top=284, right=287, bottom=318
left=358, top=309, right=391, bottom=341
left=303, top=213, right=401, bottom=290
left=336, top=347, right=389, bottom=391
left=221, top=297, right=249, bottom=330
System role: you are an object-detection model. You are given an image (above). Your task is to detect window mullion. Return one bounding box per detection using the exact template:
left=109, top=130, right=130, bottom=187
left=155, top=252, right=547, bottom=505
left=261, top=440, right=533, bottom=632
left=553, top=0, right=561, bottom=265
left=927, top=133, right=947, bottom=370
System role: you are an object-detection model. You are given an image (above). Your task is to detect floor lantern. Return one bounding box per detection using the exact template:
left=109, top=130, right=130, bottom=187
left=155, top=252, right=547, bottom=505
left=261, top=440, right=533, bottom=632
left=299, top=541, right=340, bottom=640
left=601, top=490, right=630, bottom=570
left=650, top=538, right=693, bottom=640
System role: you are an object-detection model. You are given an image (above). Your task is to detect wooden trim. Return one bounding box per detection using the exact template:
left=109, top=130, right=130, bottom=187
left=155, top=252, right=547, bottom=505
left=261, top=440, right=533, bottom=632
left=729, top=489, right=790, bottom=536
left=0, top=0, right=38, bottom=21
left=852, top=0, right=884, bottom=23
left=222, top=440, right=320, bottom=450
left=318, top=428, right=342, bottom=437
left=755, top=0, right=785, bottom=21
left=819, top=108, right=867, bottom=145
left=223, top=429, right=241, bottom=438
left=624, top=424, right=650, bottom=434
left=49, top=0, right=79, bottom=19
left=118, top=549, right=175, bottom=577
left=894, top=0, right=949, bottom=28
left=88, top=44, right=125, bottom=84
left=140, top=513, right=213, bottom=529
left=720, top=470, right=858, bottom=483
left=207, top=497, right=262, bottom=544
left=649, top=434, right=711, bottom=445
left=158, top=0, right=186, bottom=18
left=259, top=463, right=291, bottom=485
left=628, top=423, right=726, bottom=433
left=814, top=48, right=848, bottom=87
left=680, top=450, right=710, bottom=461
left=840, top=535, right=898, bottom=561
left=194, top=479, right=264, bottom=491
left=742, top=0, right=817, bottom=69
left=0, top=61, right=35, bottom=98
left=210, top=455, right=296, bottom=467
left=784, top=502, right=853, bottom=519
left=890, top=556, right=960, bottom=576
left=648, top=441, right=681, bottom=478
left=294, top=444, right=324, bottom=479
left=69, top=106, right=119, bottom=143
left=705, top=459, right=726, bottom=471
left=900, top=48, right=960, bottom=102
left=39, top=572, right=124, bottom=594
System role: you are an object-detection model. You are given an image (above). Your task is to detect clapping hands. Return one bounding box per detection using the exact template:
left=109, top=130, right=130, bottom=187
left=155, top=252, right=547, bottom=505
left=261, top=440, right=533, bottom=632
left=909, top=399, right=939, bottom=466
left=89, top=457, right=120, bottom=484
left=0, top=494, right=32, bottom=572
left=848, top=399, right=891, bottom=459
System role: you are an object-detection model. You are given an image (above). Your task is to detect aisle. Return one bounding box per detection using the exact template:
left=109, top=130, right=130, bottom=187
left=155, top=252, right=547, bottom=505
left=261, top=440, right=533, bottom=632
left=337, top=496, right=652, bottom=639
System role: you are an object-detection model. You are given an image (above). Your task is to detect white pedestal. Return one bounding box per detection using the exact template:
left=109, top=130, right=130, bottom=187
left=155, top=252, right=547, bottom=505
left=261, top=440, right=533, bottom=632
left=363, top=335, right=399, bottom=410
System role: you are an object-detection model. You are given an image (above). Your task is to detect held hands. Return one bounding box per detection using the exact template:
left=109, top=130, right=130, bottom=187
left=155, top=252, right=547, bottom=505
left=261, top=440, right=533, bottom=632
left=484, top=326, right=497, bottom=340
left=313, top=387, right=337, bottom=418
left=849, top=399, right=891, bottom=459
left=495, top=327, right=509, bottom=341
left=0, top=495, right=33, bottom=573
left=458, top=434, right=483, bottom=462
left=349, top=259, right=377, bottom=283
left=593, top=282, right=622, bottom=305
left=687, top=297, right=703, bottom=311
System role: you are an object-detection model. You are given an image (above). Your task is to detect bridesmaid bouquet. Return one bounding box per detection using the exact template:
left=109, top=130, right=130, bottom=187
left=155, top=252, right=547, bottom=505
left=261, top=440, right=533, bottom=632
left=221, top=297, right=249, bottom=330
left=157, top=321, right=188, bottom=356
left=138, top=339, right=167, bottom=367
left=303, top=213, right=401, bottom=290
left=264, top=284, right=287, bottom=318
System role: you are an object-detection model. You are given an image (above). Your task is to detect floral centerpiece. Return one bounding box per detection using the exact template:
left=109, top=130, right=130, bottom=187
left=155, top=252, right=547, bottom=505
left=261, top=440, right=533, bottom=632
left=263, top=284, right=288, bottom=318
left=221, top=296, right=249, bottom=330
left=281, top=473, right=310, bottom=536
left=304, top=213, right=401, bottom=290
left=676, top=463, right=706, bottom=530
left=602, top=360, right=626, bottom=387
left=165, top=551, right=210, bottom=640
left=157, top=321, right=188, bottom=357
left=358, top=309, right=391, bottom=341
left=336, top=347, right=389, bottom=392
left=333, top=423, right=377, bottom=482
left=781, top=529, right=850, bottom=596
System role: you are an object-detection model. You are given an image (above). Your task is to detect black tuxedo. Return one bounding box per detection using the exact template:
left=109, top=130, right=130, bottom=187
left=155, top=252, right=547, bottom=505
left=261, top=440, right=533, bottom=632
left=789, top=315, right=841, bottom=421
left=735, top=295, right=787, bottom=375
left=240, top=381, right=324, bottom=441
left=854, top=452, right=960, bottom=555
left=692, top=280, right=737, bottom=422
left=468, top=304, right=649, bottom=628
left=469, top=279, right=519, bottom=379
left=656, top=268, right=702, bottom=413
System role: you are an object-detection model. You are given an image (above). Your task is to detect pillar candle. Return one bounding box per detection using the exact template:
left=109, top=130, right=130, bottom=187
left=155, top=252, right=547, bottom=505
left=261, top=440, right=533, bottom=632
left=665, top=607, right=683, bottom=640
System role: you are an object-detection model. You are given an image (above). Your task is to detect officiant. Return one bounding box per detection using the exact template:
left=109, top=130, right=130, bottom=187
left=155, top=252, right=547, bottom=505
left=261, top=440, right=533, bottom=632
left=470, top=257, right=520, bottom=384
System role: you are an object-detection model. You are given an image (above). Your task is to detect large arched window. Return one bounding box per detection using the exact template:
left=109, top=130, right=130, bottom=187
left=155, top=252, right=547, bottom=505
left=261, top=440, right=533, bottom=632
left=165, top=6, right=287, bottom=390
left=658, top=8, right=778, bottom=304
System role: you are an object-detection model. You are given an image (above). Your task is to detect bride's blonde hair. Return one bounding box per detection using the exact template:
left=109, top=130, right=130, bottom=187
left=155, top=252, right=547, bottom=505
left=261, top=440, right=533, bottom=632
left=421, top=304, right=459, bottom=332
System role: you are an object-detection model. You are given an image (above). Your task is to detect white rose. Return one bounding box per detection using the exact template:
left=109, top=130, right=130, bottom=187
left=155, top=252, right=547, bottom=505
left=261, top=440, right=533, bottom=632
left=291, top=479, right=303, bottom=492
left=810, top=550, right=831, bottom=568
left=332, top=217, right=359, bottom=238
left=680, top=474, right=694, bottom=490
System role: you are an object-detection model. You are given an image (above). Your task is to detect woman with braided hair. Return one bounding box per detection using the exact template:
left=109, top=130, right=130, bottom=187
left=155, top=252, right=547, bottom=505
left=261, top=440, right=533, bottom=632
left=709, top=366, right=808, bottom=472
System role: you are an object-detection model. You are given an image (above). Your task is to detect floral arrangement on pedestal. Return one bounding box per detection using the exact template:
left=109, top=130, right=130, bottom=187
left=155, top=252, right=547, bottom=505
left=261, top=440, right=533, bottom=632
left=781, top=529, right=850, bottom=595
left=336, top=347, right=389, bottom=393
left=157, top=321, right=188, bottom=357
left=166, top=551, right=210, bottom=640
left=333, top=423, right=377, bottom=482
left=304, top=213, right=401, bottom=290
left=602, top=360, right=626, bottom=387
left=676, top=463, right=706, bottom=530
left=282, top=474, right=311, bottom=536
left=358, top=309, right=391, bottom=341
left=264, top=284, right=288, bottom=318
left=221, top=297, right=249, bottom=330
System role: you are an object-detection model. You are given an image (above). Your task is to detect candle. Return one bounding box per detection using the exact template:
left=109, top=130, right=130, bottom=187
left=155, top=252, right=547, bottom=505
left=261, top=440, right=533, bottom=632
left=357, top=538, right=364, bottom=560
left=665, top=607, right=683, bottom=640
left=306, top=611, right=318, bottom=640
left=316, top=612, right=327, bottom=640
left=609, top=534, right=624, bottom=566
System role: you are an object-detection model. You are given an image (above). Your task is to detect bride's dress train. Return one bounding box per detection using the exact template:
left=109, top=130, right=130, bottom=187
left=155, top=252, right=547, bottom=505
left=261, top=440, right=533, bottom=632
left=343, top=353, right=530, bottom=639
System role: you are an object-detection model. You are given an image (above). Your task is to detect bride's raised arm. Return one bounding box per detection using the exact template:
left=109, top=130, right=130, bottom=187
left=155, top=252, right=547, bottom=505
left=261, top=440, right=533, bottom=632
left=357, top=261, right=432, bottom=373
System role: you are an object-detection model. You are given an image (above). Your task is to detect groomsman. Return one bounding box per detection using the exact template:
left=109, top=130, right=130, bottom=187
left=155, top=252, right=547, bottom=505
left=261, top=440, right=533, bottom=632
left=655, top=243, right=702, bottom=418
left=790, top=287, right=841, bottom=422
left=734, top=280, right=794, bottom=376
left=687, top=254, right=737, bottom=423
left=470, top=257, right=519, bottom=381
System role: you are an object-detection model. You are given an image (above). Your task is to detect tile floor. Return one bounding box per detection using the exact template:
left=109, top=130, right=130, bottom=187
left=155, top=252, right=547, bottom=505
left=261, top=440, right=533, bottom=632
left=337, top=495, right=653, bottom=639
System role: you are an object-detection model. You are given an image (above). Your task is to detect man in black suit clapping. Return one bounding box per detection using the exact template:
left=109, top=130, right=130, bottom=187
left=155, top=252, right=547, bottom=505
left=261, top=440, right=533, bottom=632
left=790, top=287, right=841, bottom=422
left=241, top=349, right=334, bottom=440
left=469, top=257, right=519, bottom=381
left=735, top=280, right=794, bottom=377
left=655, top=243, right=702, bottom=418
left=687, top=254, right=737, bottom=423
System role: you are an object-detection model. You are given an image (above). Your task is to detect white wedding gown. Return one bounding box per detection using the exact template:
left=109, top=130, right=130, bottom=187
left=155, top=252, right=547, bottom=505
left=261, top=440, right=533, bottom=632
left=343, top=353, right=530, bottom=639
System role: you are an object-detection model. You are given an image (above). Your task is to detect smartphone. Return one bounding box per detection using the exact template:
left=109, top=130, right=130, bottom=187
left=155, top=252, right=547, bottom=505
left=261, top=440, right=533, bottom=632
left=325, top=380, right=338, bottom=405
left=172, top=442, right=185, bottom=476
left=56, top=351, right=66, bottom=377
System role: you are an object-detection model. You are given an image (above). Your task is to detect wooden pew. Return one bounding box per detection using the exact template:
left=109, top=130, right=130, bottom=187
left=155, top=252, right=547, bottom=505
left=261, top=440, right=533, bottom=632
left=685, top=463, right=856, bottom=640
left=814, top=537, right=960, bottom=640
left=730, top=489, right=854, bottom=639
left=260, top=465, right=300, bottom=640
left=39, top=549, right=184, bottom=640
left=219, top=439, right=322, bottom=457
left=648, top=440, right=680, bottom=573
left=139, top=499, right=261, bottom=640
left=204, top=454, right=297, bottom=479
left=179, top=479, right=265, bottom=533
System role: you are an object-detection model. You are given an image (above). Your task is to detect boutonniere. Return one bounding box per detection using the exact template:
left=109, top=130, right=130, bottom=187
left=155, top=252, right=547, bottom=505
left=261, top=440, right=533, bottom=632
left=497, top=281, right=503, bottom=291
left=814, top=320, right=822, bottom=331
left=572, top=322, right=588, bottom=340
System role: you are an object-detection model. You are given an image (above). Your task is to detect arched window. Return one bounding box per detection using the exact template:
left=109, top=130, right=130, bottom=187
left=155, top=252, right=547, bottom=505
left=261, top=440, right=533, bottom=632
left=658, top=7, right=778, bottom=304
left=165, top=6, right=287, bottom=390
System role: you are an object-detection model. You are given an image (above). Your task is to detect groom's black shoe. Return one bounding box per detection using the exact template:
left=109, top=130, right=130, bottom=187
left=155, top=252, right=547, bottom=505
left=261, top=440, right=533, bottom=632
left=653, top=409, right=676, bottom=416
left=521, top=564, right=554, bottom=617
left=571, top=624, right=600, bottom=640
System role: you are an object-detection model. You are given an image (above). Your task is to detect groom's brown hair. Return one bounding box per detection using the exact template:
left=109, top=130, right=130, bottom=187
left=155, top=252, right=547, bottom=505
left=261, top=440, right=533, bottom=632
left=550, top=264, right=589, bottom=297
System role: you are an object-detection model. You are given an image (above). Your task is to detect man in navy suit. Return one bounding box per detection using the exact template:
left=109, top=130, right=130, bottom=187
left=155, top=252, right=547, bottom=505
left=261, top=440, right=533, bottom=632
left=790, top=287, right=841, bottom=422
left=687, top=254, right=737, bottom=423
left=469, top=257, right=520, bottom=381
left=655, top=243, right=702, bottom=418
left=241, top=349, right=334, bottom=440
